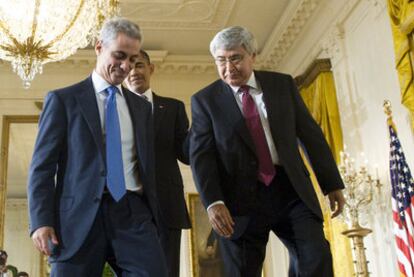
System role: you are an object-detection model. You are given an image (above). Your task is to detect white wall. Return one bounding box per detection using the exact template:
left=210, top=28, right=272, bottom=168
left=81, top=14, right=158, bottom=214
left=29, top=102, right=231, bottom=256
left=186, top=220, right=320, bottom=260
left=4, top=199, right=43, bottom=276
left=277, top=0, right=411, bottom=276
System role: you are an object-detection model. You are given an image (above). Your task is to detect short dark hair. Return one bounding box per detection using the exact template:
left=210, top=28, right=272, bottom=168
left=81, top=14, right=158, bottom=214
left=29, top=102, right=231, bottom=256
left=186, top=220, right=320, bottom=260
left=17, top=272, right=29, bottom=277
left=139, top=50, right=151, bottom=64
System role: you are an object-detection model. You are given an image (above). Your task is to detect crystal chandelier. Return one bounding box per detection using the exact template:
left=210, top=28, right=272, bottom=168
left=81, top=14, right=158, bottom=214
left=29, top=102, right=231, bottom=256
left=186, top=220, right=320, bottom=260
left=0, top=0, right=119, bottom=88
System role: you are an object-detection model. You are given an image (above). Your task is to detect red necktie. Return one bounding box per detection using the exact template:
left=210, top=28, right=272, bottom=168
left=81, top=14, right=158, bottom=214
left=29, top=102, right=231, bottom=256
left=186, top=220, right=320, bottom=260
left=241, top=85, right=276, bottom=185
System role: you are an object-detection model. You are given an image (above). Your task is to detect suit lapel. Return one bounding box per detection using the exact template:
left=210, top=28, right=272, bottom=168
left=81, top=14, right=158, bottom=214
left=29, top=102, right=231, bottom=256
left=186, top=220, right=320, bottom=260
left=152, top=93, right=166, bottom=137
left=75, top=77, right=105, bottom=162
left=217, top=82, right=256, bottom=154
left=255, top=71, right=283, bottom=143
left=124, top=88, right=151, bottom=170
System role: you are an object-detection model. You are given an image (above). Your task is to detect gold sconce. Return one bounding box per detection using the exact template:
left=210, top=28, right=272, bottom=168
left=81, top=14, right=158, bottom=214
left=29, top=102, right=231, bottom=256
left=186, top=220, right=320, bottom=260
left=339, top=149, right=383, bottom=277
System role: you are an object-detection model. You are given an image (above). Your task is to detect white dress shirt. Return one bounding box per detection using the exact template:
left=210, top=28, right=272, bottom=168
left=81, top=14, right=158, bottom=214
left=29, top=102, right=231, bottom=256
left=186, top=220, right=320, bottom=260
left=141, top=88, right=153, bottom=103
left=92, top=71, right=143, bottom=193
left=229, top=72, right=279, bottom=165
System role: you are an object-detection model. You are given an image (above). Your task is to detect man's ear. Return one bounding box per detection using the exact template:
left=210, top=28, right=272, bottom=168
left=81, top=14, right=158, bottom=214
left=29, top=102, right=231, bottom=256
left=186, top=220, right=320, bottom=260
left=95, top=40, right=103, bottom=55
left=149, top=63, right=155, bottom=75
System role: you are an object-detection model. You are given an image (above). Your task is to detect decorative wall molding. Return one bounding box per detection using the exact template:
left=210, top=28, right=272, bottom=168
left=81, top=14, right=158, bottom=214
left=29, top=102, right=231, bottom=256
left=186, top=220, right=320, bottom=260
left=156, top=54, right=216, bottom=74
left=121, top=0, right=236, bottom=30
left=6, top=198, right=27, bottom=209
left=320, top=26, right=346, bottom=68
left=157, top=63, right=216, bottom=74
left=0, top=50, right=216, bottom=75
left=259, top=0, right=322, bottom=71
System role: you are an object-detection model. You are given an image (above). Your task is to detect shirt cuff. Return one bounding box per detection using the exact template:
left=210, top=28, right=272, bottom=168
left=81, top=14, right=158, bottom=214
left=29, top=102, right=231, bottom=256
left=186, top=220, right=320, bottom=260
left=207, top=200, right=225, bottom=211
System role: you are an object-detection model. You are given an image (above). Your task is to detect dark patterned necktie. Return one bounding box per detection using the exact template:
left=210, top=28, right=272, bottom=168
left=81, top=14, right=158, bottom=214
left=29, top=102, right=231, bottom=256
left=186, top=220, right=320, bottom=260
left=105, top=86, right=126, bottom=201
left=240, top=85, right=276, bottom=185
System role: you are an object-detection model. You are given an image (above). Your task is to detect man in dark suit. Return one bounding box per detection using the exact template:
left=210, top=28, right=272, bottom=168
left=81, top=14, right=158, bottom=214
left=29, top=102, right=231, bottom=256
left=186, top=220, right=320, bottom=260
left=27, top=17, right=167, bottom=276
left=125, top=50, right=191, bottom=277
left=190, top=26, right=345, bottom=277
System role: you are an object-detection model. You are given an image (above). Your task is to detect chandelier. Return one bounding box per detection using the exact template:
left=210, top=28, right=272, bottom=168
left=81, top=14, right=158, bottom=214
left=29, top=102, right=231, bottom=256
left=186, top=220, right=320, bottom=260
left=0, top=0, right=119, bottom=88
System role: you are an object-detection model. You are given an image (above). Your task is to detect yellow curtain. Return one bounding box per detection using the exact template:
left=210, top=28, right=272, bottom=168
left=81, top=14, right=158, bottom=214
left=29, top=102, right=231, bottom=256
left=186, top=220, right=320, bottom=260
left=387, top=0, right=414, bottom=129
left=300, top=72, right=343, bottom=163
left=300, top=71, right=354, bottom=277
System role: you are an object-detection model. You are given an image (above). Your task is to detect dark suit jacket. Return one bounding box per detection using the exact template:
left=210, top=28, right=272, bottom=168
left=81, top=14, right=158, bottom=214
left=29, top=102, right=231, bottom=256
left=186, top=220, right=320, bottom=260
left=190, top=71, right=344, bottom=220
left=28, top=77, right=158, bottom=261
left=153, top=93, right=191, bottom=229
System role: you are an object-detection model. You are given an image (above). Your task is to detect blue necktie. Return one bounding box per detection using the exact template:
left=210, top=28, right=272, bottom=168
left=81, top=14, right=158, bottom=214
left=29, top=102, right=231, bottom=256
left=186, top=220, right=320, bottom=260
left=105, top=86, right=126, bottom=201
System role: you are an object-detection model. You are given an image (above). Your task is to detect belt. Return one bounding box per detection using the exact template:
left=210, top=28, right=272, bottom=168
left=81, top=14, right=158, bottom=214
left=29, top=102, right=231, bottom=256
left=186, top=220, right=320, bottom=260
left=102, top=189, right=140, bottom=195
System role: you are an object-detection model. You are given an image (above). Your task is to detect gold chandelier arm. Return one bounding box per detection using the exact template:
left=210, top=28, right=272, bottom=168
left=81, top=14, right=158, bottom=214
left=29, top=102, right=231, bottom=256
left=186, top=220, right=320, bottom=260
left=31, top=0, right=41, bottom=39
left=45, top=0, right=85, bottom=47
left=0, top=19, right=18, bottom=43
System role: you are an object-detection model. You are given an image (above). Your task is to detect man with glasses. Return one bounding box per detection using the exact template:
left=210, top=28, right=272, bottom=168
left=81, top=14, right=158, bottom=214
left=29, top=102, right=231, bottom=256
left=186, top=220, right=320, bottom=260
left=190, top=26, right=345, bottom=277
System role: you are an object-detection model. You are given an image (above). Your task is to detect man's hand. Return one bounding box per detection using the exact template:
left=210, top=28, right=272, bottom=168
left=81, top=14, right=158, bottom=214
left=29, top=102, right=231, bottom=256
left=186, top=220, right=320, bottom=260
left=31, top=226, right=58, bottom=256
left=207, top=204, right=235, bottom=238
left=328, top=189, right=346, bottom=218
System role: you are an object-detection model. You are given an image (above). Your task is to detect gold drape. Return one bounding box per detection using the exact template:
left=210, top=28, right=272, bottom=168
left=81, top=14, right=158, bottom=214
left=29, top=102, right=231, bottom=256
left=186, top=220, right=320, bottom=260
left=300, top=72, right=343, bottom=163
left=300, top=71, right=354, bottom=277
left=387, top=0, right=414, bottom=129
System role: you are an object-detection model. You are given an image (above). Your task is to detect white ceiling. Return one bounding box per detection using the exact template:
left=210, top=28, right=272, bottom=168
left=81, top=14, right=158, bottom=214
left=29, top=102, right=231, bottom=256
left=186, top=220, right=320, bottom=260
left=121, top=0, right=290, bottom=55
left=67, top=0, right=319, bottom=72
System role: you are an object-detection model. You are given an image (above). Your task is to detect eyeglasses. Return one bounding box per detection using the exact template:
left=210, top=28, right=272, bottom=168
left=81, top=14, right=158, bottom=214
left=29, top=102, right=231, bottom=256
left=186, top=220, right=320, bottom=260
left=214, top=54, right=244, bottom=66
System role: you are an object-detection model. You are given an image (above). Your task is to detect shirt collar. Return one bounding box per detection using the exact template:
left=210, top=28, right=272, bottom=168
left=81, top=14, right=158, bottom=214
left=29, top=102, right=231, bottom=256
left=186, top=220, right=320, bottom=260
left=229, top=71, right=258, bottom=94
left=142, top=88, right=153, bottom=103
left=129, top=88, right=153, bottom=103
left=92, top=70, right=123, bottom=96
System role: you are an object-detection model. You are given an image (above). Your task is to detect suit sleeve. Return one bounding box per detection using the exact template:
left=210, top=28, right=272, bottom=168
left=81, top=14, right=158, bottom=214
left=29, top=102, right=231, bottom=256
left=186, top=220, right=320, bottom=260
left=289, top=76, right=344, bottom=194
left=28, top=92, right=67, bottom=235
left=175, top=100, right=190, bottom=164
left=190, top=94, right=224, bottom=208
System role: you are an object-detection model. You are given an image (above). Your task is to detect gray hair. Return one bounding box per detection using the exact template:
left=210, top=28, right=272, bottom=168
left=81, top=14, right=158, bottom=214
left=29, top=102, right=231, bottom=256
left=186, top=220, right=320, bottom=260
left=99, top=17, right=142, bottom=45
left=209, top=26, right=257, bottom=56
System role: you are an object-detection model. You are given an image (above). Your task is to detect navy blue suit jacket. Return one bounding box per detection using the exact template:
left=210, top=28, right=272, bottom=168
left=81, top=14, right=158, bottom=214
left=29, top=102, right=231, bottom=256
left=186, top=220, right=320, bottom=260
left=190, top=71, right=344, bottom=220
left=28, top=77, right=158, bottom=261
left=152, top=93, right=191, bottom=229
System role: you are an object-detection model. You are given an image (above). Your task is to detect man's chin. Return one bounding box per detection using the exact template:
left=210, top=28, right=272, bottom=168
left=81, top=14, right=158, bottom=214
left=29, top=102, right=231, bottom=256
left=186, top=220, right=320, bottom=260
left=111, top=75, right=127, bottom=85
left=130, top=80, right=144, bottom=87
left=227, top=79, right=243, bottom=87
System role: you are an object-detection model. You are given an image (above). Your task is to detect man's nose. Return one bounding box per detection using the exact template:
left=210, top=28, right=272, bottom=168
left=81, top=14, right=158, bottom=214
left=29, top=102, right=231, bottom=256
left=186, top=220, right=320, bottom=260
left=121, top=60, right=133, bottom=71
left=225, top=61, right=236, bottom=72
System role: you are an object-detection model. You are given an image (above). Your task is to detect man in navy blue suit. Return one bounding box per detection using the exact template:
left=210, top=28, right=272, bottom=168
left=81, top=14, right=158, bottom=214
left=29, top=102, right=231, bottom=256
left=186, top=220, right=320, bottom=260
left=125, top=50, right=191, bottom=277
left=190, top=26, right=345, bottom=277
left=28, top=17, right=167, bottom=276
